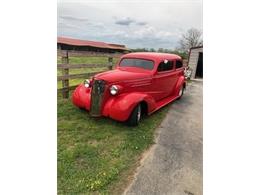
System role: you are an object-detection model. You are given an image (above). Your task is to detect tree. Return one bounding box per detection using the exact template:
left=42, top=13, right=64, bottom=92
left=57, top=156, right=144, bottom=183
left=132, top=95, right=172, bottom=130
left=131, top=48, right=149, bottom=52
left=157, top=48, right=164, bottom=53
left=178, top=28, right=203, bottom=54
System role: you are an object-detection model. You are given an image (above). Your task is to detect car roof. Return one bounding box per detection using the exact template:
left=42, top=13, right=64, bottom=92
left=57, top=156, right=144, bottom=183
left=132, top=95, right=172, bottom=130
left=121, top=52, right=182, bottom=61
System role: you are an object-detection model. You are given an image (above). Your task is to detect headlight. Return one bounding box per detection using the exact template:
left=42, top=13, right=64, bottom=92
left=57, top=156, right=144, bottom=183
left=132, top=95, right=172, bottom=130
left=84, top=79, right=90, bottom=88
left=110, top=85, right=118, bottom=95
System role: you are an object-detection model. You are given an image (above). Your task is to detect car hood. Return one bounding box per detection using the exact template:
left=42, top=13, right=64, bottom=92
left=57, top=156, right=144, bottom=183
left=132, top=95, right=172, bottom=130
left=94, top=69, right=151, bottom=84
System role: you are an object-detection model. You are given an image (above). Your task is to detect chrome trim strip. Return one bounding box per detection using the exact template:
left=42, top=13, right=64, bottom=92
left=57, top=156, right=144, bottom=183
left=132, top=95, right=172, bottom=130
left=90, top=79, right=106, bottom=116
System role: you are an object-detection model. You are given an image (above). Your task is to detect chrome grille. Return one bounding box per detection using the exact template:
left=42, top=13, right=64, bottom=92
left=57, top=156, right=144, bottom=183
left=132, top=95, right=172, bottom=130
left=90, top=79, right=106, bottom=116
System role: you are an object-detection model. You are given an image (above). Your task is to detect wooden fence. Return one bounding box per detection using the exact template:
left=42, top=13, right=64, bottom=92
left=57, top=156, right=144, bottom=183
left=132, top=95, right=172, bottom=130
left=57, top=50, right=122, bottom=98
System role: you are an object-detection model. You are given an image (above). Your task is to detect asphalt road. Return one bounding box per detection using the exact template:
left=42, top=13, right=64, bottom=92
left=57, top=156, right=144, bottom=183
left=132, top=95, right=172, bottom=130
left=124, top=81, right=203, bottom=195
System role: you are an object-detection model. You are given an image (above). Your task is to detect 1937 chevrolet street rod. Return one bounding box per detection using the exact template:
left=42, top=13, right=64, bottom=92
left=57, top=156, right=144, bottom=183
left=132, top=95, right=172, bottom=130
left=72, top=52, right=186, bottom=126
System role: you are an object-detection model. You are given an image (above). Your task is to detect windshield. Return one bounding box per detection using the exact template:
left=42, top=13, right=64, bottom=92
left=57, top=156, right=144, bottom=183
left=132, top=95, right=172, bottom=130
left=119, top=58, right=154, bottom=70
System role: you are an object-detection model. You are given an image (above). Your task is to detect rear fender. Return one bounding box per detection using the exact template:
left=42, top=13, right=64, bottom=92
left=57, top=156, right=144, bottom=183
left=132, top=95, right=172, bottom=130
left=103, top=92, right=156, bottom=121
left=174, top=76, right=186, bottom=95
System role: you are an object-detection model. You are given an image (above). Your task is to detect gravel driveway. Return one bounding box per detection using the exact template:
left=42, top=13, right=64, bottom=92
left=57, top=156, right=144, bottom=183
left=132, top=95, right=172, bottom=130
left=124, top=81, right=203, bottom=195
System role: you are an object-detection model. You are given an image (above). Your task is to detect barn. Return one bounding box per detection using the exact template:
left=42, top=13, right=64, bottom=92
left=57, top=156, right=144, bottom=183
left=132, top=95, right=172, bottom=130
left=57, top=37, right=129, bottom=53
left=188, top=46, right=203, bottom=79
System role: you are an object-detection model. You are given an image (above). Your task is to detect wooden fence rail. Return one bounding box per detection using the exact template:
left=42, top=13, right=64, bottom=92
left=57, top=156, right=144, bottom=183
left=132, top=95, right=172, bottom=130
left=57, top=49, right=123, bottom=58
left=57, top=64, right=109, bottom=69
left=57, top=71, right=105, bottom=81
left=58, top=50, right=121, bottom=98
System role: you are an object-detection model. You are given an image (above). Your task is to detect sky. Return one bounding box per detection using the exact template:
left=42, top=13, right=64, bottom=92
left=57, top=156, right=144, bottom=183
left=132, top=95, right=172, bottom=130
left=57, top=0, right=202, bottom=49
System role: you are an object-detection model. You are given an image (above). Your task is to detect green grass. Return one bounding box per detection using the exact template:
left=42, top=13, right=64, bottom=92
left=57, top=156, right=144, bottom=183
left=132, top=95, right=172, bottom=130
left=57, top=56, right=119, bottom=89
left=57, top=56, right=169, bottom=194
left=58, top=94, right=169, bottom=194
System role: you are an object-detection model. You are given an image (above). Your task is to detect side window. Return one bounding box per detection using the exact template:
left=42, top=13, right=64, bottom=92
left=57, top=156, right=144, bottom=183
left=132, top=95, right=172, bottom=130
left=157, top=60, right=174, bottom=72
left=175, top=60, right=183, bottom=69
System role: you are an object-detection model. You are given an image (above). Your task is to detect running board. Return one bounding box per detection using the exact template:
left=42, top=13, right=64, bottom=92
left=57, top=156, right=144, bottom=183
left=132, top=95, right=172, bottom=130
left=149, top=94, right=180, bottom=114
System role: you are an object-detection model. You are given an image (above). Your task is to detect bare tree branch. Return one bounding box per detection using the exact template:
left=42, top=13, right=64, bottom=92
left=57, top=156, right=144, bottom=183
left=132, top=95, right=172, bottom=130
left=178, top=28, right=203, bottom=54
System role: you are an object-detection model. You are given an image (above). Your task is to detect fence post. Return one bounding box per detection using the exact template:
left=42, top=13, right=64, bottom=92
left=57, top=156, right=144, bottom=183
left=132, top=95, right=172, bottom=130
left=61, top=50, right=69, bottom=98
left=108, top=57, right=113, bottom=70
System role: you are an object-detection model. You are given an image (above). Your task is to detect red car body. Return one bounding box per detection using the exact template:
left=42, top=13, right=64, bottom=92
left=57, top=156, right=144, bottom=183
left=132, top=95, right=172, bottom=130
left=72, top=52, right=186, bottom=124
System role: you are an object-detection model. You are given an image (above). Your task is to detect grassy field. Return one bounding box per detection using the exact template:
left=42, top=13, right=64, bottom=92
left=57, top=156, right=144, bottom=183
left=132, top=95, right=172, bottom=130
left=57, top=56, right=119, bottom=89
left=57, top=56, right=169, bottom=194
left=58, top=94, right=169, bottom=194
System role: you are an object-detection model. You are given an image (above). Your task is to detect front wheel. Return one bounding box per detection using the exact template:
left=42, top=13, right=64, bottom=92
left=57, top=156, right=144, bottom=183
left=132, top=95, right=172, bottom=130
left=126, top=104, right=141, bottom=126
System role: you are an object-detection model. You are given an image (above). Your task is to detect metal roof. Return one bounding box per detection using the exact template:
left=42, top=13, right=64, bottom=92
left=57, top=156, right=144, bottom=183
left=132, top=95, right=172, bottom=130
left=122, top=52, right=182, bottom=61
left=190, top=45, right=203, bottom=50
left=57, top=37, right=129, bottom=51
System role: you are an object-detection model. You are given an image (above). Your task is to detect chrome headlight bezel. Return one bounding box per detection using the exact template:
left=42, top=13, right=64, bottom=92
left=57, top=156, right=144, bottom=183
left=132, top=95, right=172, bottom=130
left=110, top=85, right=118, bottom=95
left=84, top=79, right=91, bottom=88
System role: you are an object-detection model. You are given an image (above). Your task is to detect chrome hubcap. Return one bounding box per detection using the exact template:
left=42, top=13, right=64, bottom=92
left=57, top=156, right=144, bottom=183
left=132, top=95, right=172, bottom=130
left=137, top=106, right=141, bottom=122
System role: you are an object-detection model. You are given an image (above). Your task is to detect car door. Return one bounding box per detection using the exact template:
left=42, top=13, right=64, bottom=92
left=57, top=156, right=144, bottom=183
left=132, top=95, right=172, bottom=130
left=174, top=59, right=184, bottom=91
left=152, top=60, right=178, bottom=101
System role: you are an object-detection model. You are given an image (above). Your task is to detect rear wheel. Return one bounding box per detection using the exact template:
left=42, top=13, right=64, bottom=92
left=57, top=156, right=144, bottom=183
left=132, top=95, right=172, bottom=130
left=177, top=85, right=184, bottom=100
left=126, top=104, right=141, bottom=126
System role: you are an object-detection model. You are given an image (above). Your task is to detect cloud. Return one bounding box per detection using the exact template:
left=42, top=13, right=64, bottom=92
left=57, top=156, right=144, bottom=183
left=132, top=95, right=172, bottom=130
left=98, top=25, right=178, bottom=49
left=132, top=26, right=174, bottom=39
left=115, top=17, right=135, bottom=26
left=136, top=21, right=147, bottom=26
left=57, top=1, right=202, bottom=49
left=115, top=17, right=147, bottom=26
left=114, top=17, right=147, bottom=26
left=90, top=22, right=105, bottom=29
left=58, top=22, right=79, bottom=29
left=60, top=15, right=88, bottom=22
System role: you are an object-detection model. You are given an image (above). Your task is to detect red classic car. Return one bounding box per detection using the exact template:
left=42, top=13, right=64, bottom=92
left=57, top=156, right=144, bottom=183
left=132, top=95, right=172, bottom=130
left=72, top=52, right=186, bottom=126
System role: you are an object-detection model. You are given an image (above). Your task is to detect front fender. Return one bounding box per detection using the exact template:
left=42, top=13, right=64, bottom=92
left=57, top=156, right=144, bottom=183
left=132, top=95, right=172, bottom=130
left=72, top=84, right=91, bottom=110
left=102, top=92, right=156, bottom=122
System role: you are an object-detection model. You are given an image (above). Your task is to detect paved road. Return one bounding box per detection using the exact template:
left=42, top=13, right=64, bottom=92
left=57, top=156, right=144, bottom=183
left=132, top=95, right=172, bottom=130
left=124, top=81, right=203, bottom=195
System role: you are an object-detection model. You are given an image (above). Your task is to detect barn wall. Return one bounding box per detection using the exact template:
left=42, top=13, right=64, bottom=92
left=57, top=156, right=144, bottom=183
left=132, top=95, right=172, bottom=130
left=188, top=47, right=203, bottom=79
left=57, top=43, right=127, bottom=53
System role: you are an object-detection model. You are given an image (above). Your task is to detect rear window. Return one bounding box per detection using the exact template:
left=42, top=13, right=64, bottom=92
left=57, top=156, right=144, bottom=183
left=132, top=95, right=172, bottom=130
left=176, top=60, right=183, bottom=69
left=157, top=60, right=174, bottom=72
left=119, top=58, right=154, bottom=70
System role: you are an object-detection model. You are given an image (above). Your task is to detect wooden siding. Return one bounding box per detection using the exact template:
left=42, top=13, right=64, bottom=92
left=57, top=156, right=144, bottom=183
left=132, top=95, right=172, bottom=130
left=188, top=47, right=203, bottom=79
